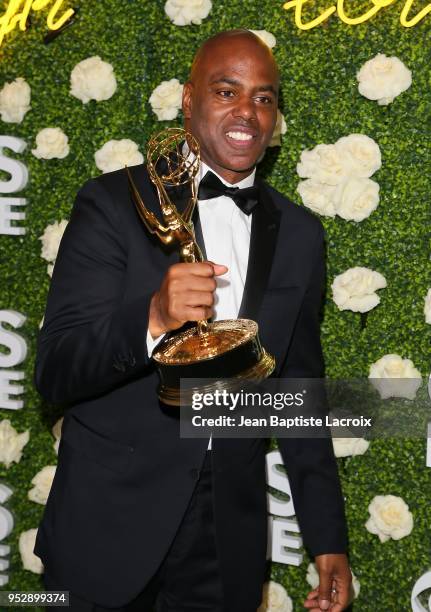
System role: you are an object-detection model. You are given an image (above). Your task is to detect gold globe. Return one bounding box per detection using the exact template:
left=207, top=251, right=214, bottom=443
left=147, top=127, right=200, bottom=188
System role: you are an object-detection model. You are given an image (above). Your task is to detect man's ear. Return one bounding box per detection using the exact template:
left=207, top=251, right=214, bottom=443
left=182, top=81, right=193, bottom=119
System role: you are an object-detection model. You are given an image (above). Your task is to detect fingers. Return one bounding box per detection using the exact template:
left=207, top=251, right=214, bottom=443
left=182, top=305, right=213, bottom=321
left=163, top=293, right=214, bottom=324
left=170, top=275, right=217, bottom=293
left=183, top=291, right=215, bottom=308
left=168, top=261, right=227, bottom=279
left=151, top=261, right=227, bottom=334
left=304, top=587, right=333, bottom=611
left=303, top=588, right=319, bottom=609
left=208, top=262, right=228, bottom=276
left=329, top=573, right=351, bottom=611
left=305, top=553, right=352, bottom=612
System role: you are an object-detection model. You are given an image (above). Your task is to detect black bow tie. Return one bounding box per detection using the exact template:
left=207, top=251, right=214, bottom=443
left=197, top=170, right=259, bottom=215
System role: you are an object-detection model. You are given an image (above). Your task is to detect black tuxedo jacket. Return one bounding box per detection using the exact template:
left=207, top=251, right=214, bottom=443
left=33, top=164, right=348, bottom=611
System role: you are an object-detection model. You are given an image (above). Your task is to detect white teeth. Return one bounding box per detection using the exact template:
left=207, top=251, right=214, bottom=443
left=226, top=131, right=253, bottom=141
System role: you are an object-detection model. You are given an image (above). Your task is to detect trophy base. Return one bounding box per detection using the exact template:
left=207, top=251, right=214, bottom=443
left=152, top=319, right=275, bottom=406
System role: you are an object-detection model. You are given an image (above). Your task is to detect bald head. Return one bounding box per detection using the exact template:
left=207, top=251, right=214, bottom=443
left=189, top=29, right=279, bottom=84
left=182, top=29, right=280, bottom=183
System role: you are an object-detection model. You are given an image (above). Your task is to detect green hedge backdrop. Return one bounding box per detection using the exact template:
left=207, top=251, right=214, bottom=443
left=0, top=0, right=430, bottom=609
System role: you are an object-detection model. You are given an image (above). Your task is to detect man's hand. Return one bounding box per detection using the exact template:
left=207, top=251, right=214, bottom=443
left=148, top=261, right=228, bottom=338
left=303, top=553, right=352, bottom=611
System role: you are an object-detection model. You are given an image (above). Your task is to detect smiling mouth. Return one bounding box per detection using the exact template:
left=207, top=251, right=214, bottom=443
left=225, top=131, right=255, bottom=142
left=226, top=132, right=254, bottom=141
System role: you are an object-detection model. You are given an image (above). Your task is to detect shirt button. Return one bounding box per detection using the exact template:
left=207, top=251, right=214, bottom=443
left=190, top=468, right=200, bottom=480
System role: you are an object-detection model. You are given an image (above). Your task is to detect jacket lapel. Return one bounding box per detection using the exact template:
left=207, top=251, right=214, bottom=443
left=128, top=164, right=161, bottom=218
left=128, top=162, right=208, bottom=261
left=191, top=207, right=208, bottom=260
left=238, top=178, right=281, bottom=321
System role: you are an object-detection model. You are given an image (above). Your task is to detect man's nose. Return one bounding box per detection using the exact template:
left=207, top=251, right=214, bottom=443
left=232, top=95, right=257, bottom=121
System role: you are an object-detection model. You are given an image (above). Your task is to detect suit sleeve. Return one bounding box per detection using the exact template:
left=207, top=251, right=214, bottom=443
left=34, top=177, right=155, bottom=405
left=276, top=221, right=349, bottom=557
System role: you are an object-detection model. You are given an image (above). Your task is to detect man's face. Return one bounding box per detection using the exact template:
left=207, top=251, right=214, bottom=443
left=183, top=35, right=279, bottom=184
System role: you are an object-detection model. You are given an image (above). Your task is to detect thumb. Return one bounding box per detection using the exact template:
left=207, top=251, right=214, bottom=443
left=318, top=572, right=332, bottom=610
left=207, top=261, right=228, bottom=276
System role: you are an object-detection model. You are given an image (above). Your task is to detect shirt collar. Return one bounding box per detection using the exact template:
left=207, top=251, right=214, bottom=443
left=199, top=160, right=256, bottom=190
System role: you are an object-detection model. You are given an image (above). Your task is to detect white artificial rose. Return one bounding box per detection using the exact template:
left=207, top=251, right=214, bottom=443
left=250, top=29, right=276, bottom=48
left=297, top=179, right=337, bottom=217
left=365, top=494, right=413, bottom=542
left=357, top=53, right=412, bottom=105
left=369, top=354, right=422, bottom=400
left=0, top=77, right=31, bottom=123
left=269, top=109, right=287, bottom=147
left=94, top=139, right=144, bottom=173
left=424, top=288, right=431, bottom=324
left=149, top=78, right=184, bottom=121
left=52, top=417, right=63, bottom=455
left=39, top=219, right=68, bottom=262
left=331, top=266, right=387, bottom=313
left=70, top=56, right=117, bottom=104
left=258, top=581, right=293, bottom=612
left=335, top=134, right=381, bottom=178
left=296, top=134, right=381, bottom=221
left=28, top=465, right=56, bottom=505
left=305, top=563, right=320, bottom=589
left=32, top=127, right=69, bottom=160
left=0, top=419, right=30, bottom=468
left=306, top=562, right=360, bottom=599
left=52, top=417, right=63, bottom=441
left=19, top=529, right=44, bottom=574
left=164, top=0, right=212, bottom=25
left=332, top=437, right=369, bottom=458
left=305, top=562, right=320, bottom=589
left=297, top=144, right=352, bottom=186
left=334, top=177, right=380, bottom=222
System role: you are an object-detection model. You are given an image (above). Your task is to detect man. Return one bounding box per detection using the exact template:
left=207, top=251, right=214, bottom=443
left=34, top=30, right=351, bottom=611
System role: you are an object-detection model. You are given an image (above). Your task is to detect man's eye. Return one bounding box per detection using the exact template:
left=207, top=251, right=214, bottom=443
left=217, top=90, right=234, bottom=97
left=255, top=96, right=273, bottom=104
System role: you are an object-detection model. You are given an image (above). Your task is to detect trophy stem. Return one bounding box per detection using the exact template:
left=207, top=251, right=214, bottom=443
left=180, top=238, right=210, bottom=337
left=197, top=320, right=209, bottom=335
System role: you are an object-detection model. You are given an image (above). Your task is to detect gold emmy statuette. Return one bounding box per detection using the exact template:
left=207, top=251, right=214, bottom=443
left=126, top=127, right=275, bottom=405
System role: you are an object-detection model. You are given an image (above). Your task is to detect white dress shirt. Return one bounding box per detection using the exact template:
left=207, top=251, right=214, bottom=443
left=146, top=161, right=256, bottom=449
